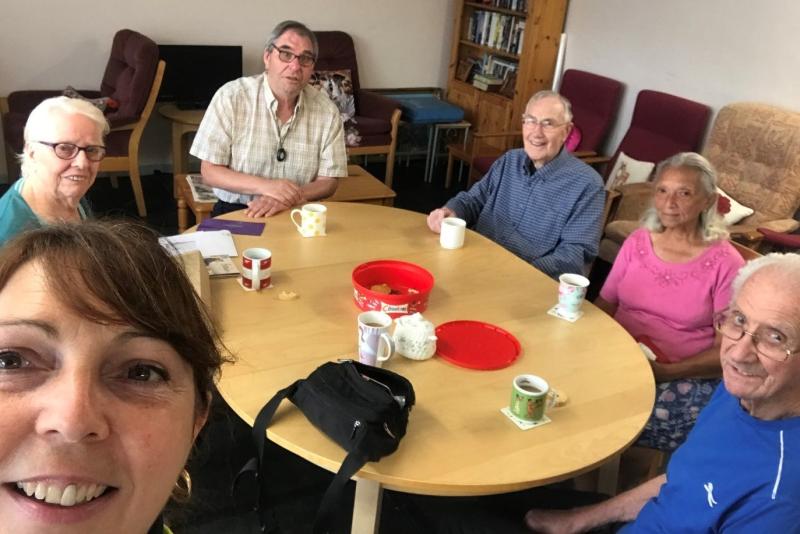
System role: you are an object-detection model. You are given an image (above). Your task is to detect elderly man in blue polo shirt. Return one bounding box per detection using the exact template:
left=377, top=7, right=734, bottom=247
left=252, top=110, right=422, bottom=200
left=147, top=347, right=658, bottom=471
left=427, top=91, right=604, bottom=279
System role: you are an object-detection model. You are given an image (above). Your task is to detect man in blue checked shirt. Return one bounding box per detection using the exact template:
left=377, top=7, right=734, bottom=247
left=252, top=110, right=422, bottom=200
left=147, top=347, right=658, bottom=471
left=427, top=91, right=604, bottom=279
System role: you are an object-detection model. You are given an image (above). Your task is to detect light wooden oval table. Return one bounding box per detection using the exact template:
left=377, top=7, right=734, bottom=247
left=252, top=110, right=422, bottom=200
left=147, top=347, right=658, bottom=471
left=209, top=202, right=654, bottom=533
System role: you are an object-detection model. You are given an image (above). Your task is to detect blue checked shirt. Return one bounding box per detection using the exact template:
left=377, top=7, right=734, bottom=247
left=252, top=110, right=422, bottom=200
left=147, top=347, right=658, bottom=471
left=446, top=148, right=605, bottom=279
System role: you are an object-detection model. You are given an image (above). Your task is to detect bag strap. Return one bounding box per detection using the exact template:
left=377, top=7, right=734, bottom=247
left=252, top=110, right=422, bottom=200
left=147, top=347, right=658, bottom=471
left=233, top=380, right=300, bottom=532
left=312, top=440, right=369, bottom=534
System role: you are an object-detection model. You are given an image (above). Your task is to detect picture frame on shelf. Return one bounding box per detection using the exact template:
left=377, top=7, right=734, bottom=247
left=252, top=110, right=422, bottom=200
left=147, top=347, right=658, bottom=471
left=499, top=71, right=516, bottom=99
left=456, top=57, right=479, bottom=83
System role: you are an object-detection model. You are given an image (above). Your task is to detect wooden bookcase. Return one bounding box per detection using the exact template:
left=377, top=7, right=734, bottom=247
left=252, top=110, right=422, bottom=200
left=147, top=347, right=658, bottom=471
left=447, top=0, right=567, bottom=149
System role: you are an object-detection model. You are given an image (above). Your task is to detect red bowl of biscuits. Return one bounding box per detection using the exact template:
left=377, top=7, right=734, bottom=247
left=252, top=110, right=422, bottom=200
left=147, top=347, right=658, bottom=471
left=352, top=260, right=434, bottom=317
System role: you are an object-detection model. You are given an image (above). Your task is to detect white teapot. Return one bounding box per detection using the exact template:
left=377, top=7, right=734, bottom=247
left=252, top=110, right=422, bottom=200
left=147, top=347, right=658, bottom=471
left=393, top=313, right=437, bottom=360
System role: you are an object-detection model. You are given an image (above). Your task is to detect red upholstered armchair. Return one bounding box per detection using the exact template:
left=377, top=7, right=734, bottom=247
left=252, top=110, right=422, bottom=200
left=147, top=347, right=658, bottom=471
left=595, top=90, right=712, bottom=263
left=1, top=29, right=164, bottom=216
left=584, top=89, right=711, bottom=174
left=313, top=31, right=401, bottom=188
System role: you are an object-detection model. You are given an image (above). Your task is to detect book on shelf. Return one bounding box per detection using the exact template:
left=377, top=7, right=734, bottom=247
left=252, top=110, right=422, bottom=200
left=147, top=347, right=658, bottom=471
left=473, top=79, right=501, bottom=92
left=473, top=74, right=503, bottom=85
left=467, top=10, right=525, bottom=54
left=186, top=174, right=218, bottom=203
left=480, top=0, right=528, bottom=11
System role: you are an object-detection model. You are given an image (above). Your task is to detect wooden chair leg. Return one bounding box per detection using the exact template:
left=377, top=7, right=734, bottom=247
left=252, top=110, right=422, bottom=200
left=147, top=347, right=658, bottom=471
left=128, top=154, right=147, bottom=217
left=445, top=152, right=455, bottom=189
left=385, top=145, right=396, bottom=191
left=177, top=197, right=189, bottom=233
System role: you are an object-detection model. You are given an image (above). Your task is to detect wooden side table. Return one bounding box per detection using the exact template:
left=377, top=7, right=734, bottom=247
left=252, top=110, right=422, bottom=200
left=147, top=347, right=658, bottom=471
left=176, top=165, right=396, bottom=232
left=158, top=103, right=204, bottom=196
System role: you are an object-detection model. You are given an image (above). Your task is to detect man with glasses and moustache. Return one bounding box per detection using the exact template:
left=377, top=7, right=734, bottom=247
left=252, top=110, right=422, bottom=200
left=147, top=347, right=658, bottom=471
left=525, top=253, right=800, bottom=533
left=427, top=91, right=604, bottom=279
left=191, top=20, right=347, bottom=218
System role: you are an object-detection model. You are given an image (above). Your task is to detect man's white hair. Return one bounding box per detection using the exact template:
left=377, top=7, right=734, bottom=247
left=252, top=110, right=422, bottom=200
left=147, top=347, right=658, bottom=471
left=731, top=252, right=800, bottom=301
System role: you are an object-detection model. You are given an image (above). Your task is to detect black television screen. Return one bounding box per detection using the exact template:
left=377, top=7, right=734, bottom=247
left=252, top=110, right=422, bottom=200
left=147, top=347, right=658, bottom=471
left=158, top=44, right=243, bottom=109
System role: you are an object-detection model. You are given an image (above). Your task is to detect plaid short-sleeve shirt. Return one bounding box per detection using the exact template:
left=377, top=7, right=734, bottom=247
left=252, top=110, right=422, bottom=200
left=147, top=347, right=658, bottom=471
left=190, top=73, right=348, bottom=204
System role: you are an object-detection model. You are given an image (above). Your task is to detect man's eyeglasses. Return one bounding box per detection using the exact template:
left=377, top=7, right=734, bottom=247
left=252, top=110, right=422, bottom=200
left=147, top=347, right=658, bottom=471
left=36, top=141, right=106, bottom=162
left=269, top=45, right=316, bottom=67
left=714, top=310, right=800, bottom=362
left=521, top=114, right=566, bottom=131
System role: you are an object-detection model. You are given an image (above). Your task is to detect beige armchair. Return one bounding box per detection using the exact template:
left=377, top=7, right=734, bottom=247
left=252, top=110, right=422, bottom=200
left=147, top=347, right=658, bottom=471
left=598, top=102, right=800, bottom=263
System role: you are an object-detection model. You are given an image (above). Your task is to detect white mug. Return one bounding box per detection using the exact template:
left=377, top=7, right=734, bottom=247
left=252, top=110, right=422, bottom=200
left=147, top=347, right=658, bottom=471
left=357, top=311, right=395, bottom=367
left=241, top=248, right=272, bottom=291
left=291, top=203, right=327, bottom=237
left=557, top=273, right=590, bottom=318
left=440, top=217, right=466, bottom=249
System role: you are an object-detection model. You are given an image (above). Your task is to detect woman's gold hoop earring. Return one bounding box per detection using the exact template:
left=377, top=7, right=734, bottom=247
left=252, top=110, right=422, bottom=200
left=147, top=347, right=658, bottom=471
left=172, top=468, right=192, bottom=502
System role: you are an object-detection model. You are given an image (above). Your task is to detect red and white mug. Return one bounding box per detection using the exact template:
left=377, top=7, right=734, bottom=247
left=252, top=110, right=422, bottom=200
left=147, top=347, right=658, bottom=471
left=242, top=247, right=272, bottom=290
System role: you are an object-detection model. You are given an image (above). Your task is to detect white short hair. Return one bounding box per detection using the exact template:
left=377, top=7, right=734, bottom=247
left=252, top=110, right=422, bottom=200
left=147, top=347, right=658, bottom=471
left=19, top=96, right=109, bottom=178
left=731, top=252, right=800, bottom=302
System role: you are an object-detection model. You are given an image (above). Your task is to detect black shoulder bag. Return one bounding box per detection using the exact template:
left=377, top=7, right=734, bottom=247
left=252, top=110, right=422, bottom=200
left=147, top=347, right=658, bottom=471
left=236, top=359, right=415, bottom=533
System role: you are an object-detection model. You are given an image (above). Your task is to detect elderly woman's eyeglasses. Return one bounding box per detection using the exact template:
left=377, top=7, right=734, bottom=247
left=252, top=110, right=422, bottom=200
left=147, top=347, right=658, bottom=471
left=269, top=45, right=316, bottom=67
left=521, top=114, right=565, bottom=131
left=36, top=141, right=107, bottom=162
left=714, top=310, right=800, bottom=362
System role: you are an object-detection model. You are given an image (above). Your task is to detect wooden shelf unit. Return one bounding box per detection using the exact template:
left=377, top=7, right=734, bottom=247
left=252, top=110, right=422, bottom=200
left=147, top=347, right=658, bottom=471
left=447, top=0, right=567, bottom=151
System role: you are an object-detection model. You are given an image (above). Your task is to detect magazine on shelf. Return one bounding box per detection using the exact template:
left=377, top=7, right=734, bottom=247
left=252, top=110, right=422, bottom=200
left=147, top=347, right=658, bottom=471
left=186, top=174, right=218, bottom=203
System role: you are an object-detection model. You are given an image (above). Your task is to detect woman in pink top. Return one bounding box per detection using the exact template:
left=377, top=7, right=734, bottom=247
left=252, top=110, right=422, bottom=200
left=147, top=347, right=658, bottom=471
left=597, top=152, right=745, bottom=451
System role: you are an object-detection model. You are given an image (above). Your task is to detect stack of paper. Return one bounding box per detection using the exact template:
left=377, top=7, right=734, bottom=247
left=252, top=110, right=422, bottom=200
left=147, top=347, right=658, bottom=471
left=159, top=230, right=238, bottom=258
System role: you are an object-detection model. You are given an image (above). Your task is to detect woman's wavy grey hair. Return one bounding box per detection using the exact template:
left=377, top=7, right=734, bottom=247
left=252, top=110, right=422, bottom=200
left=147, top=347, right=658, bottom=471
left=641, top=152, right=728, bottom=242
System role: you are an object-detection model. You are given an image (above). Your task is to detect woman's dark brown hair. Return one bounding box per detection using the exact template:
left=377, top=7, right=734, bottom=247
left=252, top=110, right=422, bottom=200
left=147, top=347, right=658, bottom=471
left=0, top=220, right=229, bottom=410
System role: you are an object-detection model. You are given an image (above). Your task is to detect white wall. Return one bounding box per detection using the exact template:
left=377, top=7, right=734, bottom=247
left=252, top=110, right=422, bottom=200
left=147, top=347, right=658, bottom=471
left=0, top=0, right=455, bottom=180
left=563, top=0, right=800, bottom=155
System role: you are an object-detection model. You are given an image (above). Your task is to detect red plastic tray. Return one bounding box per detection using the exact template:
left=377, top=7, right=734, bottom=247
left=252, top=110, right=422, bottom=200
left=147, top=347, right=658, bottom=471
left=435, top=320, right=521, bottom=370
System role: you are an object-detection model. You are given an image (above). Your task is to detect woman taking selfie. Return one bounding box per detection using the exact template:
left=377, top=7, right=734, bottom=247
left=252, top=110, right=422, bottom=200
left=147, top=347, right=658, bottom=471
left=0, top=220, right=229, bottom=533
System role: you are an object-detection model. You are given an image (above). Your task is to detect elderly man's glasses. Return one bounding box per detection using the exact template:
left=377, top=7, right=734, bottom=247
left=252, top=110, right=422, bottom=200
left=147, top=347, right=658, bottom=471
left=36, top=141, right=106, bottom=162
left=521, top=114, right=566, bottom=131
left=269, top=45, right=316, bottom=67
left=715, top=310, right=800, bottom=362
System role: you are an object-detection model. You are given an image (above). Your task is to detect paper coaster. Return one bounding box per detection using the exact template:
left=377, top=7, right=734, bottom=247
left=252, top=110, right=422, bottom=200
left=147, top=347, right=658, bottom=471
left=547, top=304, right=583, bottom=322
left=500, top=407, right=552, bottom=430
left=236, top=277, right=273, bottom=292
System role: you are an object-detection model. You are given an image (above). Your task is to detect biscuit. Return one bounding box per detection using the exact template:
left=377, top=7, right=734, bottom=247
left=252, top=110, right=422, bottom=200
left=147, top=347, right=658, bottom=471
left=278, top=290, right=298, bottom=301
left=370, top=283, right=392, bottom=295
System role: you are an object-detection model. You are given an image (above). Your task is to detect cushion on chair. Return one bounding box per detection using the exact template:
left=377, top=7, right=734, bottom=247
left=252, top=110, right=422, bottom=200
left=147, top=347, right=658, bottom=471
left=313, top=31, right=399, bottom=150
left=756, top=227, right=800, bottom=249
left=607, top=90, right=710, bottom=178
left=390, top=94, right=464, bottom=124
left=716, top=186, right=754, bottom=225
left=101, top=29, right=159, bottom=128
left=565, top=125, right=582, bottom=152
left=704, top=103, right=800, bottom=226
left=560, top=69, right=624, bottom=153
left=605, top=152, right=655, bottom=190
left=310, top=70, right=356, bottom=121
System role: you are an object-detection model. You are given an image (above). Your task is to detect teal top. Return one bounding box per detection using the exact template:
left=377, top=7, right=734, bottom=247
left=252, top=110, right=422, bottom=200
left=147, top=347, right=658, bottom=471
left=0, top=178, right=90, bottom=247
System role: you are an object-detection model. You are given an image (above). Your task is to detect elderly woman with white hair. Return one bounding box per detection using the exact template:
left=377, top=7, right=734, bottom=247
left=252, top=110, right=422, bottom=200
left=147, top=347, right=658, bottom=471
left=0, top=96, right=109, bottom=246
left=595, top=152, right=746, bottom=451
